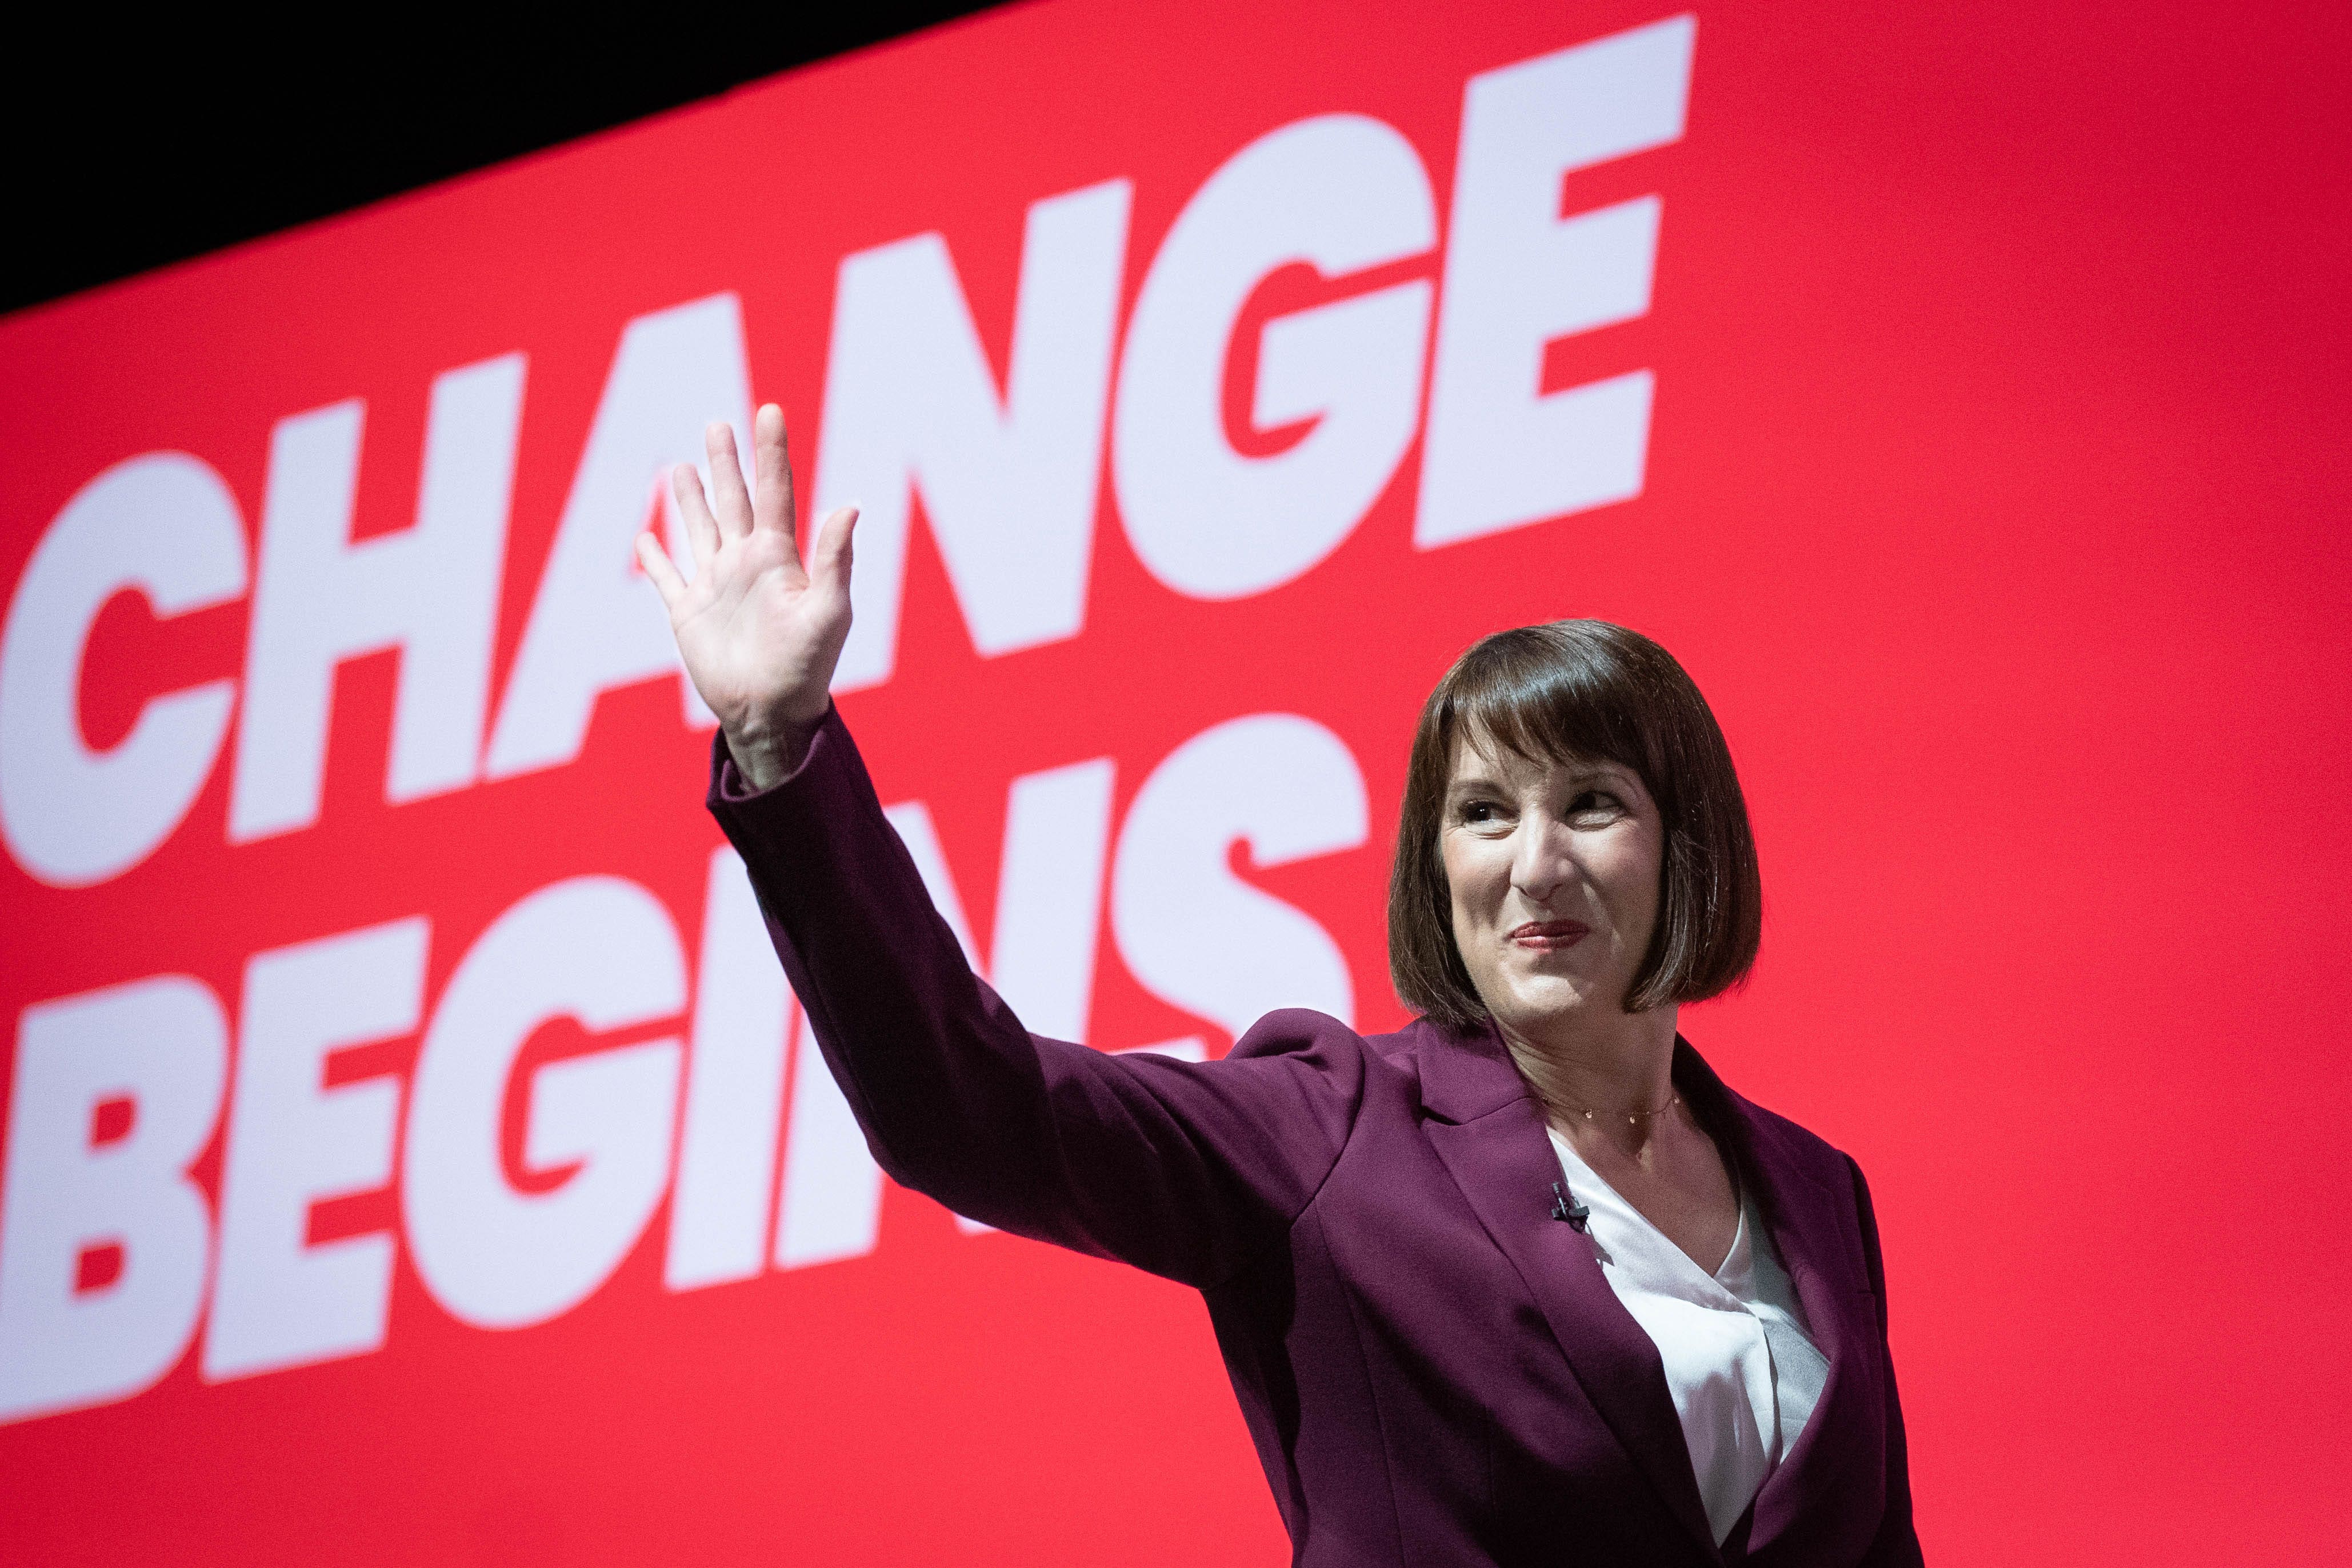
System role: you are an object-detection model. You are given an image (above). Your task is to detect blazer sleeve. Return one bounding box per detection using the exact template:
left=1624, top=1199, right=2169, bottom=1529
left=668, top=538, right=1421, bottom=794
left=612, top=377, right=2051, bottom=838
left=1847, top=1154, right=1927, bottom=1568
left=706, top=709, right=1366, bottom=1290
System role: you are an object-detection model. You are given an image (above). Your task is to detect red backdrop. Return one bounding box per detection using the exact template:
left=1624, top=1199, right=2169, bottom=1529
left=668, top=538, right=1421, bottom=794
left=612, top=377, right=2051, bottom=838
left=2, top=1, right=2345, bottom=1561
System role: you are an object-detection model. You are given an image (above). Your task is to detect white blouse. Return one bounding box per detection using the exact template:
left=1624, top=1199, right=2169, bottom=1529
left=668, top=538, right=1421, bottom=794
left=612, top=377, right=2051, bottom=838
left=1547, top=1129, right=1829, bottom=1544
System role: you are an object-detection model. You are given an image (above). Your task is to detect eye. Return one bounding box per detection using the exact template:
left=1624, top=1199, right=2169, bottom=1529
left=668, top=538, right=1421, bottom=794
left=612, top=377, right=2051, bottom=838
left=1567, top=790, right=1626, bottom=822
left=1455, top=797, right=1509, bottom=828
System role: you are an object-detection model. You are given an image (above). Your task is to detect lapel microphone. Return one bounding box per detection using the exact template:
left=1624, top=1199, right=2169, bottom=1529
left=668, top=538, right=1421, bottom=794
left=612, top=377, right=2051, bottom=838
left=1550, top=1182, right=1590, bottom=1232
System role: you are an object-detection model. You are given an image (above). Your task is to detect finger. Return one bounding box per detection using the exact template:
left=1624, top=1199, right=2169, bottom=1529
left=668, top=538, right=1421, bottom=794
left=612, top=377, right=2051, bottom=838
left=671, top=463, right=721, bottom=571
left=705, top=421, right=754, bottom=541
left=751, top=403, right=798, bottom=550
left=635, top=530, right=689, bottom=613
left=811, top=505, right=859, bottom=594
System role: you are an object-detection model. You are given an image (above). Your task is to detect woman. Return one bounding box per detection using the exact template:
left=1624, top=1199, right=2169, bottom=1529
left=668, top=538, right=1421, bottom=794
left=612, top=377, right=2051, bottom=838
left=637, top=409, right=1923, bottom=1567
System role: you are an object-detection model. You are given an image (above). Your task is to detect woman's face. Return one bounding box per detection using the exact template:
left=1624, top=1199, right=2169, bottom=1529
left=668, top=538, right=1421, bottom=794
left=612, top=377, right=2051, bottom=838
left=1439, top=729, right=1667, bottom=1038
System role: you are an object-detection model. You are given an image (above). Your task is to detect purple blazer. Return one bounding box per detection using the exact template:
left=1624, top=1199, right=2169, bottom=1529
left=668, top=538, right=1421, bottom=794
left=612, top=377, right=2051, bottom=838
left=711, top=712, right=1923, bottom=1567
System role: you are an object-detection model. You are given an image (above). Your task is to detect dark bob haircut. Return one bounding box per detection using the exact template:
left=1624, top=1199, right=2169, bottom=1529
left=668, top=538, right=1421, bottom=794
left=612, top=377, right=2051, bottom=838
left=1388, top=621, right=1761, bottom=1029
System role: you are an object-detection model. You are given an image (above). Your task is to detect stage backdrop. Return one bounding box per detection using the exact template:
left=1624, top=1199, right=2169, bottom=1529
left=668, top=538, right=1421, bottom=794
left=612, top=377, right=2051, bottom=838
left=2, top=1, right=2345, bottom=1561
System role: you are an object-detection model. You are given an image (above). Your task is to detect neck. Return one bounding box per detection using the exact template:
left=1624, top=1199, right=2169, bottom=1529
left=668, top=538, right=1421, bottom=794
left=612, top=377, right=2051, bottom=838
left=1498, top=1000, right=1681, bottom=1152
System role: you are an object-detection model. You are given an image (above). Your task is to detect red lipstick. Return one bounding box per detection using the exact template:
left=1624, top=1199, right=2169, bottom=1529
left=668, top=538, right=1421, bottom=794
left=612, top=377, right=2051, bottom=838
left=1508, top=920, right=1589, bottom=950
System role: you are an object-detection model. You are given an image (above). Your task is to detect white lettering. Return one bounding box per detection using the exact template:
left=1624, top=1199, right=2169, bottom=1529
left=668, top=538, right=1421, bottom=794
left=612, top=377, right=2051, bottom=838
left=1111, top=714, right=1366, bottom=1040
left=0, top=977, right=228, bottom=1423
left=1415, top=15, right=1694, bottom=546
left=771, top=1008, right=875, bottom=1270
left=204, top=919, right=425, bottom=1380
left=485, top=295, right=753, bottom=777
left=0, top=454, right=246, bottom=886
left=985, top=758, right=1118, bottom=1042
left=229, top=357, right=526, bottom=840
left=403, top=877, right=684, bottom=1328
left=666, top=848, right=793, bottom=1292
left=818, top=182, right=1132, bottom=690
left=1113, top=115, right=1435, bottom=600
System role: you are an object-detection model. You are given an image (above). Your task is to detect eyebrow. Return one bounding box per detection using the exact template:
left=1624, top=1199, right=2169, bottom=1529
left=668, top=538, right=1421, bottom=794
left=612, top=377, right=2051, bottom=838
left=1445, top=759, right=1630, bottom=795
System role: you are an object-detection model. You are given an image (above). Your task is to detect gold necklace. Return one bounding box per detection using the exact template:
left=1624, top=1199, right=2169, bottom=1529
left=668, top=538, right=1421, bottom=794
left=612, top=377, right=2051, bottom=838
left=1558, top=1092, right=1681, bottom=1128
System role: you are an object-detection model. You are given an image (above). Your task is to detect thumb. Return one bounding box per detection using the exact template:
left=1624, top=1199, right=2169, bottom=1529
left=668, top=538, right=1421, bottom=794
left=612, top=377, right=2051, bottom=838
left=811, top=506, right=859, bottom=594
left=635, top=530, right=689, bottom=613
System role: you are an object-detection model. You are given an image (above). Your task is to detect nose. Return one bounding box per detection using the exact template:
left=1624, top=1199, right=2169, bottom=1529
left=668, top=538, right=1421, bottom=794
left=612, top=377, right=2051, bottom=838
left=1509, top=814, right=1576, bottom=906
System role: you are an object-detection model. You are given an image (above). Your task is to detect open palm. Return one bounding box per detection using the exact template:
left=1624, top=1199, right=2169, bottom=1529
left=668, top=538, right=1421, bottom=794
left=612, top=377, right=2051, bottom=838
left=635, top=405, right=859, bottom=789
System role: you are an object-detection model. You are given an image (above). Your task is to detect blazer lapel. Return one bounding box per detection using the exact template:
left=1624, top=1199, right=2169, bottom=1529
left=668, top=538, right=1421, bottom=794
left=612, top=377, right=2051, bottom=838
left=1678, top=1048, right=1887, bottom=1562
left=1418, top=1025, right=1720, bottom=1561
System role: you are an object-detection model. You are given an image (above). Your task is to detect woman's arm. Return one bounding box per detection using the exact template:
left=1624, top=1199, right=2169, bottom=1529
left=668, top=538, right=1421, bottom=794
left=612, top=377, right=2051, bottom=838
left=645, top=411, right=1363, bottom=1288
left=710, top=707, right=1362, bottom=1285
left=1847, top=1155, right=1927, bottom=1567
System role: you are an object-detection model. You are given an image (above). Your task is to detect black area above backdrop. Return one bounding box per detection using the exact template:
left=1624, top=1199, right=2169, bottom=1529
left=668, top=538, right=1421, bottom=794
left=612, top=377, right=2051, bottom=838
left=1, top=5, right=1005, bottom=318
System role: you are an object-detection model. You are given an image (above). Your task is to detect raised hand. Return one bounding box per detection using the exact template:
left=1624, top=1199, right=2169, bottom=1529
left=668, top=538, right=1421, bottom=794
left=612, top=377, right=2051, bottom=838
left=635, top=405, right=858, bottom=790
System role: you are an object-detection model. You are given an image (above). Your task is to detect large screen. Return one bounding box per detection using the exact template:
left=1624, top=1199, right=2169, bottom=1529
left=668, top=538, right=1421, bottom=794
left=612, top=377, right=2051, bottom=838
left=2, top=1, right=2343, bottom=1561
